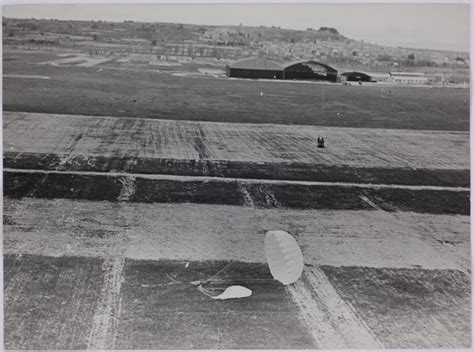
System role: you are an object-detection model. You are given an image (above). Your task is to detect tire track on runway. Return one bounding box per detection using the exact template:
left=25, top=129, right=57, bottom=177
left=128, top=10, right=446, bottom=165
left=288, top=266, right=384, bottom=349
left=88, top=257, right=125, bottom=350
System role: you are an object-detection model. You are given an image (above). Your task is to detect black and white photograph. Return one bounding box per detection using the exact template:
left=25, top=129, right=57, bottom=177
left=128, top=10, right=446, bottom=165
left=2, top=2, right=471, bottom=350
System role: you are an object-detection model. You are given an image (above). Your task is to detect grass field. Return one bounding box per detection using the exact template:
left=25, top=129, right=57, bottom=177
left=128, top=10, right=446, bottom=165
left=3, top=51, right=470, bottom=131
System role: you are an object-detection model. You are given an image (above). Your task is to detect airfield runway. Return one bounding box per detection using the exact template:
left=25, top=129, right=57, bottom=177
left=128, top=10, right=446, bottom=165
left=3, top=110, right=471, bottom=349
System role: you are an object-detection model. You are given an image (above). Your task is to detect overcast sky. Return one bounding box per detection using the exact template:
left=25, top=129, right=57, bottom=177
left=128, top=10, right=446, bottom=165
left=2, top=3, right=470, bottom=52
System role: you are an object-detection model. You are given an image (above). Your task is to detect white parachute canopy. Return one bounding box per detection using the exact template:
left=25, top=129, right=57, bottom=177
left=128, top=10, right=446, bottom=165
left=264, top=230, right=304, bottom=285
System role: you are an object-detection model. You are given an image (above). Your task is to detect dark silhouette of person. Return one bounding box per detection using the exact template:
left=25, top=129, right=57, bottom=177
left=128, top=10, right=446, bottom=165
left=317, top=137, right=325, bottom=148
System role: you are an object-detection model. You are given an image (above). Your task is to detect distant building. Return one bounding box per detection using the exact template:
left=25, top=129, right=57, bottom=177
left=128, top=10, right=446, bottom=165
left=282, top=60, right=338, bottom=82
left=226, top=57, right=283, bottom=79
left=390, top=72, right=428, bottom=85
left=340, top=71, right=374, bottom=82
left=226, top=57, right=338, bottom=82
left=369, top=72, right=390, bottom=82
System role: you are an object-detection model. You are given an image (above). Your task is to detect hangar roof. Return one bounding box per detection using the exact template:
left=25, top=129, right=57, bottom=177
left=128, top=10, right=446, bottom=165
left=283, top=60, right=337, bottom=73
left=228, top=57, right=284, bottom=71
left=341, top=71, right=372, bottom=77
left=390, top=72, right=426, bottom=77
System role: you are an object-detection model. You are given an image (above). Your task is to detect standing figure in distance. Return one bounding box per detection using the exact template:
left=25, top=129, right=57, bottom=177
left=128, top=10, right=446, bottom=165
left=317, top=137, right=325, bottom=148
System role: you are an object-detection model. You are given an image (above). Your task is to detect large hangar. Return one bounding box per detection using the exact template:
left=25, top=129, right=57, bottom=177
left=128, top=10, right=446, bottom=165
left=282, top=61, right=338, bottom=82
left=226, top=57, right=284, bottom=79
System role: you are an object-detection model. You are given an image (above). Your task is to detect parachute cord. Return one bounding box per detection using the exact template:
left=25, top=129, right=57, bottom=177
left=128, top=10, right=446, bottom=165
left=197, top=284, right=218, bottom=298
left=205, top=262, right=234, bottom=283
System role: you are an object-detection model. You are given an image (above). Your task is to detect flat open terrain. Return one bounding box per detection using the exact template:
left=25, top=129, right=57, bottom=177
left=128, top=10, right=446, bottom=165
left=4, top=199, right=470, bottom=272
left=4, top=112, right=469, bottom=190
left=4, top=198, right=471, bottom=349
left=4, top=254, right=317, bottom=350
left=4, top=112, right=469, bottom=169
left=3, top=49, right=471, bottom=349
left=4, top=112, right=470, bottom=215
left=3, top=50, right=470, bottom=130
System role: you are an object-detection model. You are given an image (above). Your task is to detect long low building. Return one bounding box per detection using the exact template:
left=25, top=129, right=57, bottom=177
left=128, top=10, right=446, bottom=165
left=226, top=57, right=338, bottom=82
left=390, top=72, right=428, bottom=85
left=340, top=71, right=375, bottom=82
left=225, top=57, right=284, bottom=79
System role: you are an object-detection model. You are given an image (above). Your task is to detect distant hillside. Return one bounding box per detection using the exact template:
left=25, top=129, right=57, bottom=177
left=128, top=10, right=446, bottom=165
left=3, top=17, right=469, bottom=71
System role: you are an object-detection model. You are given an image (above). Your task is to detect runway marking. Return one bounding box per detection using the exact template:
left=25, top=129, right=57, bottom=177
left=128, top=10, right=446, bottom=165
left=88, top=257, right=125, bottom=350
left=4, top=168, right=470, bottom=192
left=288, top=267, right=384, bottom=349
left=57, top=154, right=76, bottom=167
left=238, top=183, right=255, bottom=207
left=117, top=176, right=136, bottom=201
left=359, top=195, right=383, bottom=210
left=259, top=184, right=281, bottom=208
left=3, top=74, right=50, bottom=80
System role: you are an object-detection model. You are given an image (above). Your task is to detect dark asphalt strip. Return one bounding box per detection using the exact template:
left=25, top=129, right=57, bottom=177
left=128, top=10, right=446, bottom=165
left=3, top=169, right=470, bottom=214
left=4, top=151, right=470, bottom=187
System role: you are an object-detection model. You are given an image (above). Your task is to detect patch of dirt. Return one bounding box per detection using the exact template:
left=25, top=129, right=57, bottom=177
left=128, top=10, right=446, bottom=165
left=3, top=215, right=16, bottom=225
